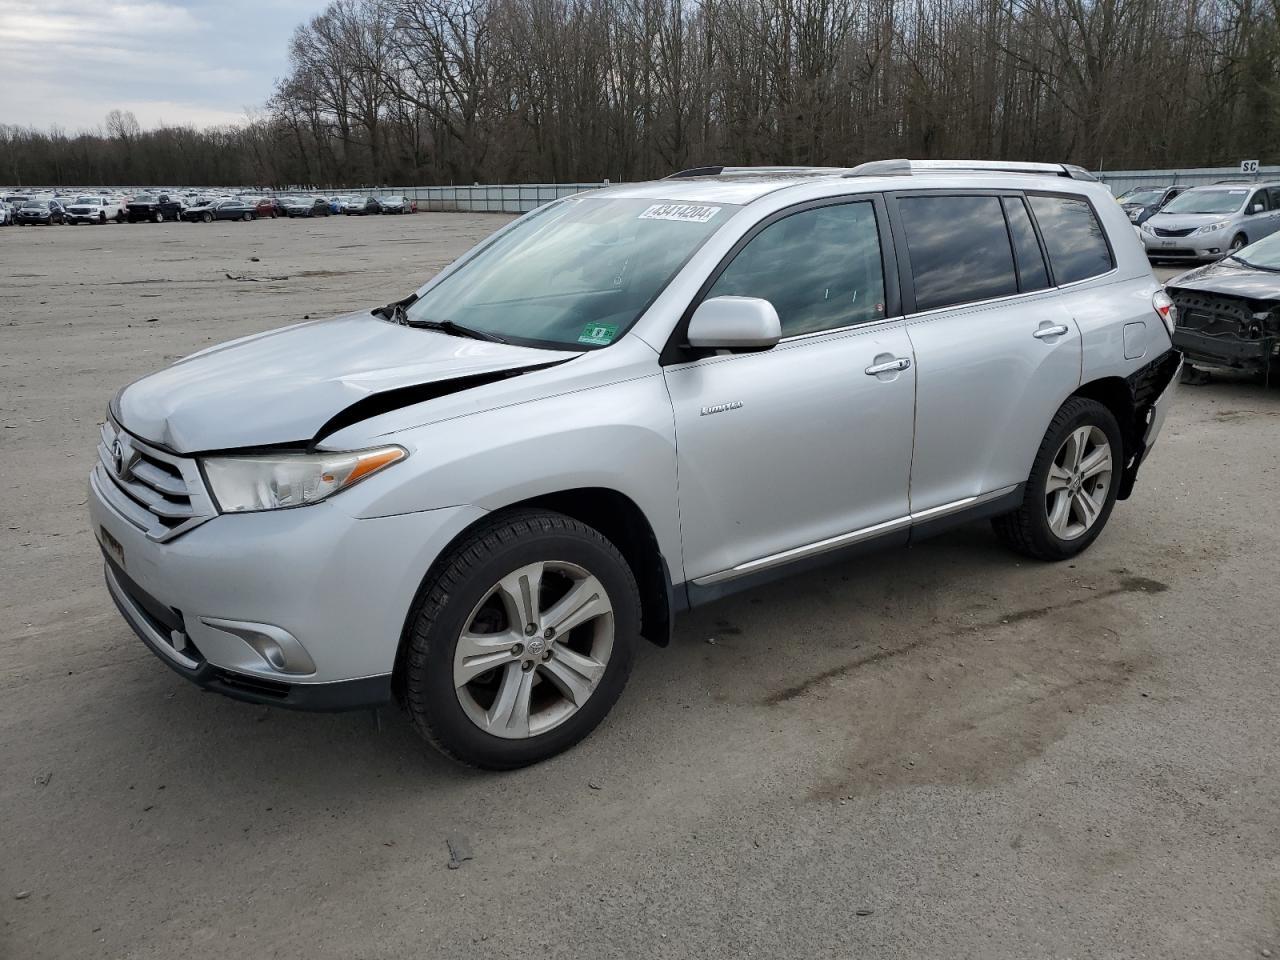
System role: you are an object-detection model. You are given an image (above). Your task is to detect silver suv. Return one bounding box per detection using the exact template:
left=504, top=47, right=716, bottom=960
left=1141, top=180, right=1280, bottom=260
left=90, top=160, right=1181, bottom=768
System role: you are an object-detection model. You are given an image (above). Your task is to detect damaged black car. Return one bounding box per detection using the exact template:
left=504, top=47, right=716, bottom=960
left=1166, top=231, right=1280, bottom=383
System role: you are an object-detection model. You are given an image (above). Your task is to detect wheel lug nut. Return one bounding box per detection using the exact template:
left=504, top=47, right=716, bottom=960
left=511, top=643, right=524, bottom=656
left=542, top=650, right=552, bottom=661
left=521, top=661, right=534, bottom=672
left=544, top=626, right=555, bottom=639
left=524, top=623, right=537, bottom=636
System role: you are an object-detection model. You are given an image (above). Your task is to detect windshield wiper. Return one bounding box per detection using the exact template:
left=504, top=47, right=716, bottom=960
left=373, top=292, right=506, bottom=342
left=372, top=293, right=419, bottom=324
left=405, top=318, right=508, bottom=343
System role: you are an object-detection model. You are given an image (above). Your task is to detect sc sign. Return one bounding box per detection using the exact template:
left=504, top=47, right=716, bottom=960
left=1241, top=159, right=1260, bottom=174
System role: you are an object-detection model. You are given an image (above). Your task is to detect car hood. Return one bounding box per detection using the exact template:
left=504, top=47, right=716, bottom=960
left=1147, top=212, right=1237, bottom=229
left=116, top=311, right=580, bottom=453
left=1167, top=260, right=1280, bottom=299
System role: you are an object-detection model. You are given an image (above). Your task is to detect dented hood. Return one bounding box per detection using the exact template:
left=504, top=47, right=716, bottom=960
left=1166, top=260, right=1280, bottom=300
left=116, top=311, right=579, bottom=452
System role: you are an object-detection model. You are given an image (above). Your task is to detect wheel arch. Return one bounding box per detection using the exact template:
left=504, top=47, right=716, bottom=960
left=1072, top=375, right=1139, bottom=499
left=391, top=487, right=677, bottom=704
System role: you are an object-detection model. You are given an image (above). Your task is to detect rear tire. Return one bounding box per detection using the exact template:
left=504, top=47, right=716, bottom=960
left=992, top=397, right=1123, bottom=561
left=402, top=509, right=640, bottom=770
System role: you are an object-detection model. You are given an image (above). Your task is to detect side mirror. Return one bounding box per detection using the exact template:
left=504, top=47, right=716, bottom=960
left=687, top=296, right=782, bottom=351
left=1251, top=203, right=1265, bottom=214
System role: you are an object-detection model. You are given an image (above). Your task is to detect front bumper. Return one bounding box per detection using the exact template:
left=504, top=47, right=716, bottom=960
left=1173, top=329, right=1277, bottom=371
left=90, top=466, right=486, bottom=709
left=1141, top=231, right=1230, bottom=260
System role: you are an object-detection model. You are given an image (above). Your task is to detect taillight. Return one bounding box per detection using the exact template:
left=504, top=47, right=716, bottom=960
left=1152, top=290, right=1177, bottom=336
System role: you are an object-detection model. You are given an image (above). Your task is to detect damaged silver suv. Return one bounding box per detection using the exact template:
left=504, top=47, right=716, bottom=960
left=91, top=160, right=1181, bottom=768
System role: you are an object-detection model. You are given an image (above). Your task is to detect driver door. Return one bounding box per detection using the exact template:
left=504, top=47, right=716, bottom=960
left=663, top=197, right=917, bottom=586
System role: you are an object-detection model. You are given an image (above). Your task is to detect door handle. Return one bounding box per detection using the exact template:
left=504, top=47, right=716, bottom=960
left=864, top=357, right=911, bottom=375
left=1033, top=324, right=1070, bottom=340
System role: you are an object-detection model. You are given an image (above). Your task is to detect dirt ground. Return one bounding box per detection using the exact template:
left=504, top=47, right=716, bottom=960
left=1, top=215, right=1277, bottom=960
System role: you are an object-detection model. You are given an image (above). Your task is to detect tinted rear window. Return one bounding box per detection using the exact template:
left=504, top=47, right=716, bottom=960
left=898, top=195, right=1018, bottom=311
left=1027, top=195, right=1113, bottom=284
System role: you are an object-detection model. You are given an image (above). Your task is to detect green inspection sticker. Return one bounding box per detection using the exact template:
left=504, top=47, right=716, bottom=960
left=577, top=322, right=619, bottom=346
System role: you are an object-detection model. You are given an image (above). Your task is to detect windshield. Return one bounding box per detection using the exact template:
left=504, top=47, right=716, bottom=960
left=1162, top=189, right=1249, bottom=215
left=21, top=202, right=45, bottom=209
left=1230, top=231, right=1280, bottom=270
left=1118, top=189, right=1164, bottom=205
left=404, top=196, right=735, bottom=349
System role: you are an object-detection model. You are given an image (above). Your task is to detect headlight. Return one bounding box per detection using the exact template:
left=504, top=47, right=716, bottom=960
left=202, top=446, right=406, bottom=512
left=1194, top=220, right=1231, bottom=235
left=1140, top=221, right=1156, bottom=235
left=1127, top=206, right=1144, bottom=220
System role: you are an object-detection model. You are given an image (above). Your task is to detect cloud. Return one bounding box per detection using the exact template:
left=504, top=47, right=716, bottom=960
left=0, top=0, right=313, bottom=131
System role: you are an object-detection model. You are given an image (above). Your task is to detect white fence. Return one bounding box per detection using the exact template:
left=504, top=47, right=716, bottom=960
left=1093, top=166, right=1280, bottom=193
left=310, top=165, right=1280, bottom=213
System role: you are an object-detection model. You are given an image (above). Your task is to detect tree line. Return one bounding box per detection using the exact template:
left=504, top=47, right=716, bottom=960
left=3, top=0, right=1278, bottom=188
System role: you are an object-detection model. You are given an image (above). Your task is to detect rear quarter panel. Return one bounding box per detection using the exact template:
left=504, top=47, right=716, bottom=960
left=1070, top=184, right=1173, bottom=383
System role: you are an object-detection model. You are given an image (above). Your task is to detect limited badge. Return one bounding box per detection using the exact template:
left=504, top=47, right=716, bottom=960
left=577, top=322, right=619, bottom=346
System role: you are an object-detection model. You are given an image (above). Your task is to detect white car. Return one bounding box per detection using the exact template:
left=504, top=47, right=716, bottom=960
left=91, top=159, right=1181, bottom=769
left=101, top=196, right=127, bottom=222
left=65, top=196, right=111, bottom=224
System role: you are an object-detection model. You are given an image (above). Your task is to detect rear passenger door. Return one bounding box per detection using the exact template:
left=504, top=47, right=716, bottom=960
left=888, top=190, right=1084, bottom=513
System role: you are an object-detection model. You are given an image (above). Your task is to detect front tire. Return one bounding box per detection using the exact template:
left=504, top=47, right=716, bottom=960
left=992, top=397, right=1122, bottom=561
left=402, top=510, right=640, bottom=769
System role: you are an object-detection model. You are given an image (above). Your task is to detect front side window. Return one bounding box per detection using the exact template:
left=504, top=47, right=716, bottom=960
left=406, top=196, right=734, bottom=349
left=1247, top=189, right=1270, bottom=212
left=1027, top=195, right=1113, bottom=284
left=898, top=194, right=1019, bottom=311
left=705, top=201, right=886, bottom=336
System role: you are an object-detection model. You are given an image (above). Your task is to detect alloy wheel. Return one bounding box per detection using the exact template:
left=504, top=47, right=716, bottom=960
left=1045, top=425, right=1113, bottom=540
left=453, top=560, right=614, bottom=739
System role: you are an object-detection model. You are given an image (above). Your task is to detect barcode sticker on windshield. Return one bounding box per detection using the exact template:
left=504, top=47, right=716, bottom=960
left=638, top=203, right=721, bottom=223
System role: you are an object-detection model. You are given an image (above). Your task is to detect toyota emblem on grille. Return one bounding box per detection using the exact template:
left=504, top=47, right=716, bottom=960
left=110, top=438, right=136, bottom=479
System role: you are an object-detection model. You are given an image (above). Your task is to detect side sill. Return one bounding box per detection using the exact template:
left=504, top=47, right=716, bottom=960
left=682, top=484, right=1022, bottom=609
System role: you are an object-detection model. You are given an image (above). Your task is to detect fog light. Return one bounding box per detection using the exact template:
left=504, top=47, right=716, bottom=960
left=199, top=617, right=317, bottom=675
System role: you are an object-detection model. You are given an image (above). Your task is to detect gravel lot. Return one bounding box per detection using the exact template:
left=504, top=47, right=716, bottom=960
left=1, top=216, right=1277, bottom=959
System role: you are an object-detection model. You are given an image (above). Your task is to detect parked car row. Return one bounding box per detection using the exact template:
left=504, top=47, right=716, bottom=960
left=0, top=190, right=419, bottom=227
left=1126, top=181, right=1280, bottom=380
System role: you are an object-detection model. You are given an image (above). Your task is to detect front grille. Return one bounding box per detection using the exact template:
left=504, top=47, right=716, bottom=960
left=1153, top=227, right=1195, bottom=238
left=97, top=417, right=217, bottom=541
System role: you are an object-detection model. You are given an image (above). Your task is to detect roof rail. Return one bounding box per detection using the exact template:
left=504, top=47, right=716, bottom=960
left=664, top=165, right=852, bottom=179
left=666, top=166, right=725, bottom=179
left=842, top=159, right=1097, bottom=182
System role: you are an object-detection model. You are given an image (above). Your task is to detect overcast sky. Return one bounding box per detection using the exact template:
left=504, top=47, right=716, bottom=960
left=0, top=0, right=318, bottom=132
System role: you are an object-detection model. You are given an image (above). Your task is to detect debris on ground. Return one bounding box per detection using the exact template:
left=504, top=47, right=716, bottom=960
left=588, top=780, right=602, bottom=790
left=15, top=891, right=31, bottom=900
left=855, top=908, right=874, bottom=916
left=225, top=273, right=289, bottom=282
left=33, top=772, right=51, bottom=787
left=446, top=836, right=473, bottom=870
